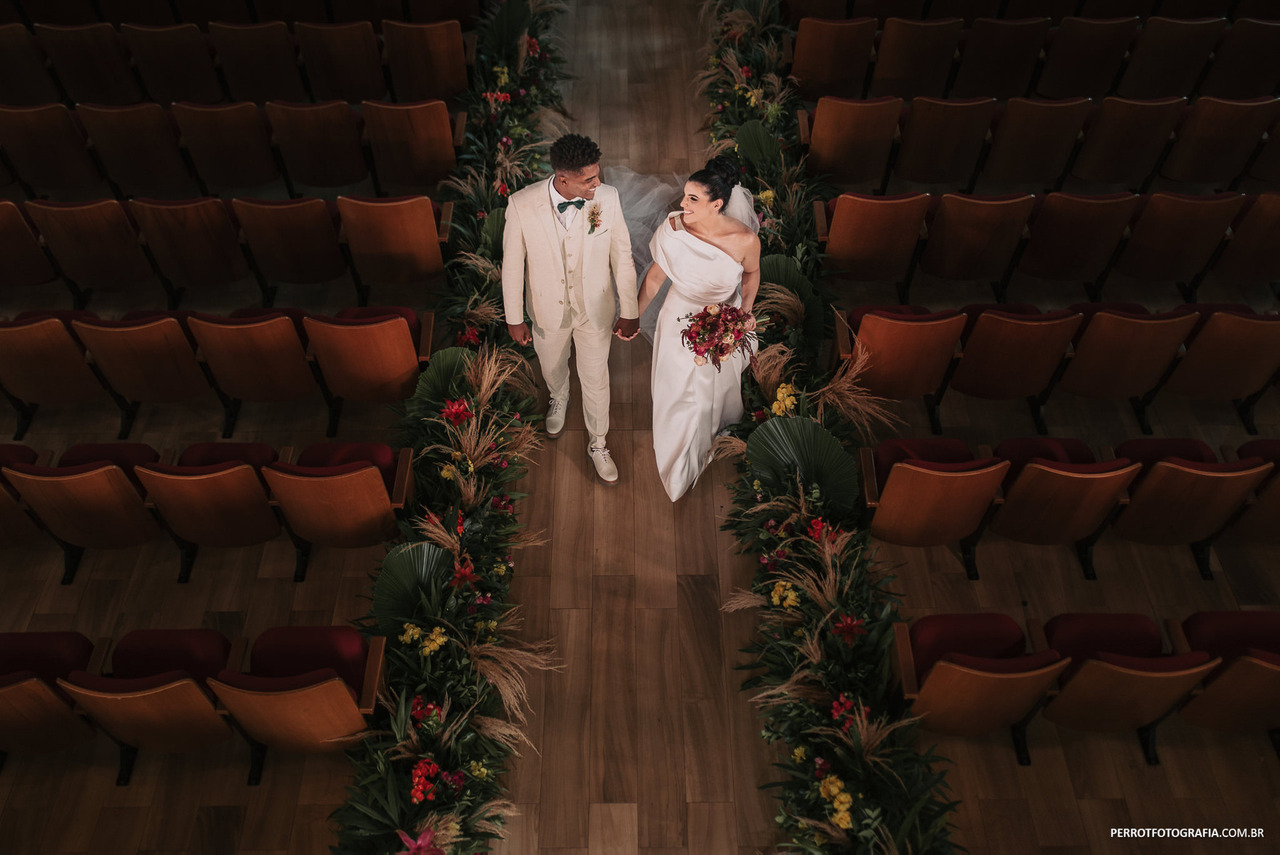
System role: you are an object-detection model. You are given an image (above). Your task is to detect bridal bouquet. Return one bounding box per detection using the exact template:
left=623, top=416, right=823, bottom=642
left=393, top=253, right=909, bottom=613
left=680, top=303, right=755, bottom=371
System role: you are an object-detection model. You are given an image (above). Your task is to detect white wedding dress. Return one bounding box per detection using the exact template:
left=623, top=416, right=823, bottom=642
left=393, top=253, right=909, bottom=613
left=646, top=186, right=759, bottom=502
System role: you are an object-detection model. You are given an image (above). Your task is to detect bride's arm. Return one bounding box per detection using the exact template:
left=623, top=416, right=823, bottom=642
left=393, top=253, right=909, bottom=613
left=740, top=234, right=762, bottom=315
left=636, top=261, right=668, bottom=317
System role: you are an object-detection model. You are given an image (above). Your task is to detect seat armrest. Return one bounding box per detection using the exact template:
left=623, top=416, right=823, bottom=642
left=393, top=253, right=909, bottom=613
left=893, top=622, right=918, bottom=698
left=452, top=112, right=467, bottom=149
left=89, top=637, right=112, bottom=676
left=35, top=450, right=54, bottom=466
left=860, top=446, right=879, bottom=507
left=813, top=198, right=829, bottom=245
left=228, top=636, right=249, bottom=671
left=1099, top=445, right=1115, bottom=461
left=1027, top=619, right=1049, bottom=653
left=797, top=109, right=811, bottom=146
left=438, top=201, right=453, bottom=244
left=278, top=446, right=295, bottom=464
left=359, top=635, right=387, bottom=715
left=417, top=311, right=434, bottom=363
left=834, top=306, right=854, bottom=361
left=1165, top=618, right=1192, bottom=654
left=390, top=447, right=413, bottom=510
left=1219, top=444, right=1238, bottom=461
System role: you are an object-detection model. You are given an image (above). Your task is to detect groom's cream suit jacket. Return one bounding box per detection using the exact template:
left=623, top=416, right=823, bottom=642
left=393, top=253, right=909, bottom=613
left=501, top=180, right=638, bottom=331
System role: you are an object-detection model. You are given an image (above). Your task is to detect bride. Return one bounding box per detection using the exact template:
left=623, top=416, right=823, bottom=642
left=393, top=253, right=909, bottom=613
left=633, top=156, right=761, bottom=502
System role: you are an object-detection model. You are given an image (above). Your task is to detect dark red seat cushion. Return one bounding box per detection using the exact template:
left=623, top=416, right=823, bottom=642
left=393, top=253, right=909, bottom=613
left=873, top=438, right=972, bottom=493
left=994, top=437, right=1096, bottom=490
left=213, top=667, right=355, bottom=701
left=10, top=309, right=101, bottom=346
left=0, top=631, right=94, bottom=686
left=331, top=306, right=421, bottom=349
left=120, top=310, right=199, bottom=348
left=940, top=649, right=1062, bottom=675
left=1045, top=613, right=1162, bottom=681
left=249, top=626, right=367, bottom=694
left=64, top=669, right=193, bottom=694
left=294, top=442, right=396, bottom=492
left=1171, top=302, right=1257, bottom=344
left=225, top=307, right=312, bottom=344
left=1067, top=302, right=1150, bottom=345
left=1183, top=611, right=1280, bottom=662
left=58, top=442, right=161, bottom=471
left=958, top=303, right=1040, bottom=342
left=1096, top=651, right=1211, bottom=673
left=1245, top=648, right=1280, bottom=667
left=1238, top=440, right=1280, bottom=465
left=1113, top=438, right=1217, bottom=470
left=178, top=442, right=278, bottom=469
left=111, top=628, right=231, bottom=685
left=1162, top=456, right=1268, bottom=475
left=909, top=613, right=1025, bottom=684
left=846, top=304, right=931, bottom=332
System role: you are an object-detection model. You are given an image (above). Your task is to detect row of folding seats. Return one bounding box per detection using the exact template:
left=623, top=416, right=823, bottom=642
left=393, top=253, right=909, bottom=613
left=788, top=15, right=1280, bottom=102
left=802, top=95, right=1280, bottom=194
left=0, top=0, right=478, bottom=30
left=0, top=196, right=449, bottom=309
left=0, top=624, right=383, bottom=784
left=785, top=0, right=1280, bottom=26
left=0, top=307, right=432, bottom=440
left=863, top=436, right=1280, bottom=579
left=0, top=439, right=413, bottom=581
left=896, top=610, right=1280, bottom=765
left=838, top=302, right=1280, bottom=435
left=0, top=99, right=463, bottom=200
left=819, top=192, right=1280, bottom=306
left=0, top=18, right=468, bottom=107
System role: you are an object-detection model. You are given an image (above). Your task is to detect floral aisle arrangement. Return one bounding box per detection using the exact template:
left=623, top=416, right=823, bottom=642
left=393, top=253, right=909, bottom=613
left=331, top=0, right=571, bottom=851
left=695, top=1, right=961, bottom=852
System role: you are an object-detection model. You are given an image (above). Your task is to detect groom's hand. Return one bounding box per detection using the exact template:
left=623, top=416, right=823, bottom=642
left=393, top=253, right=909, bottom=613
left=507, top=322, right=533, bottom=346
left=613, top=317, right=639, bottom=341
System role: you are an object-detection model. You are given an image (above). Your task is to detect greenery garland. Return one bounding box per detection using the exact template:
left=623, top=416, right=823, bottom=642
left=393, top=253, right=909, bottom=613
left=696, top=1, right=960, bottom=851
left=331, top=2, right=569, bottom=852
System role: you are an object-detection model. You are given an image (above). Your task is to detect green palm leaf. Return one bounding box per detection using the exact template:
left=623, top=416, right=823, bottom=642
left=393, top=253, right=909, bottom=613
left=408, top=346, right=474, bottom=413
left=371, top=543, right=455, bottom=637
left=759, top=254, right=826, bottom=350
left=745, top=417, right=860, bottom=513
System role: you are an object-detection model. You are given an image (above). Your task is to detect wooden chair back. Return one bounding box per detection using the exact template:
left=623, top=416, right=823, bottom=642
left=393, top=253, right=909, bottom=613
left=807, top=96, right=901, bottom=186
left=1198, top=19, right=1280, bottom=99
left=949, top=17, right=1049, bottom=100
left=990, top=461, right=1141, bottom=544
left=0, top=201, right=57, bottom=290
left=383, top=20, right=468, bottom=104
left=1059, top=310, right=1198, bottom=399
left=266, top=464, right=398, bottom=547
left=1036, top=17, right=1140, bottom=99
left=231, top=198, right=348, bottom=284
left=208, top=675, right=368, bottom=752
left=1113, top=459, right=1274, bottom=544
left=895, top=97, right=998, bottom=186
left=208, top=22, right=307, bottom=104
left=188, top=315, right=316, bottom=402
left=0, top=677, right=94, bottom=752
left=791, top=17, right=876, bottom=101
left=824, top=192, right=930, bottom=279
left=868, top=17, right=962, bottom=100
left=1070, top=96, right=1186, bottom=187
left=3, top=464, right=162, bottom=548
left=0, top=105, right=103, bottom=198
left=254, top=0, right=329, bottom=26
left=121, top=23, right=224, bottom=105
left=59, top=676, right=231, bottom=752
left=853, top=311, right=964, bottom=399
left=914, top=659, right=1069, bottom=735
left=0, top=317, right=106, bottom=404
left=1042, top=657, right=1219, bottom=731
left=137, top=463, right=281, bottom=547
left=1017, top=193, right=1140, bottom=282
left=362, top=101, right=458, bottom=192
left=128, top=198, right=251, bottom=292
left=1177, top=655, right=1280, bottom=730
left=1113, top=192, right=1246, bottom=282
left=0, top=24, right=61, bottom=106
left=25, top=200, right=155, bottom=290
left=981, top=98, right=1091, bottom=187
left=1116, top=17, right=1225, bottom=99
left=919, top=194, right=1036, bottom=282
left=1164, top=312, right=1280, bottom=400
left=849, top=1, right=926, bottom=23
left=171, top=102, right=281, bottom=191
left=872, top=459, right=1009, bottom=545
left=1221, top=478, right=1280, bottom=544
left=1212, top=193, right=1280, bottom=282
left=174, top=0, right=253, bottom=28
left=77, top=103, right=199, bottom=199
left=950, top=310, right=1080, bottom=399
left=337, top=195, right=445, bottom=285
left=1160, top=97, right=1280, bottom=185
left=303, top=315, right=421, bottom=402
left=296, top=21, right=386, bottom=103
left=74, top=317, right=207, bottom=404
left=34, top=22, right=141, bottom=105
left=265, top=100, right=369, bottom=188
left=101, top=0, right=179, bottom=24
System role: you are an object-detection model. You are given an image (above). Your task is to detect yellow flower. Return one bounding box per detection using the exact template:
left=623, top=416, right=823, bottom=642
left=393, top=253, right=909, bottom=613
left=771, top=400, right=788, bottom=416
left=451, top=450, right=464, bottom=461
left=793, top=628, right=804, bottom=637
left=492, top=65, right=510, bottom=87
left=819, top=775, right=844, bottom=801
left=757, top=190, right=776, bottom=209
left=833, top=791, right=853, bottom=812
left=493, top=563, right=507, bottom=576
left=752, top=479, right=762, bottom=491
left=441, top=464, right=458, bottom=480
left=776, top=383, right=794, bottom=399
left=421, top=626, right=448, bottom=656
left=469, top=760, right=490, bottom=780
left=398, top=623, right=423, bottom=644
left=831, top=810, right=853, bottom=830
left=792, top=746, right=807, bottom=763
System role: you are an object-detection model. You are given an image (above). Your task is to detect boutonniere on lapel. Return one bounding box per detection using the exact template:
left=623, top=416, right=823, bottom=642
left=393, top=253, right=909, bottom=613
left=586, top=202, right=603, bottom=234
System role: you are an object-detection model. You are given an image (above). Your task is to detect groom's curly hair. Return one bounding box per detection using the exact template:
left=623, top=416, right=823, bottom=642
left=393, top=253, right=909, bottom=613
left=549, top=134, right=602, bottom=173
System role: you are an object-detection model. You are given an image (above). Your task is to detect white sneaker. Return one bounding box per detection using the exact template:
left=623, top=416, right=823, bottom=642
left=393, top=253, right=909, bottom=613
left=545, top=396, right=568, bottom=438
left=588, top=443, right=618, bottom=485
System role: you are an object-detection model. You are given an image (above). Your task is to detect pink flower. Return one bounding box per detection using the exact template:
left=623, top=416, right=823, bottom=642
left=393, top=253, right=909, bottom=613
left=441, top=399, right=473, bottom=425
left=451, top=556, right=479, bottom=589
left=395, top=828, right=444, bottom=855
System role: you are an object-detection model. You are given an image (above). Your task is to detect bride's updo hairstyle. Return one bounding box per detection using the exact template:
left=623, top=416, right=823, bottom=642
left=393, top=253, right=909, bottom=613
left=688, top=155, right=740, bottom=213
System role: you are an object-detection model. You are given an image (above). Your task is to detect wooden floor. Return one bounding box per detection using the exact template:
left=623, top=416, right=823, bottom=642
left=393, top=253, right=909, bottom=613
left=3, top=0, right=1280, bottom=852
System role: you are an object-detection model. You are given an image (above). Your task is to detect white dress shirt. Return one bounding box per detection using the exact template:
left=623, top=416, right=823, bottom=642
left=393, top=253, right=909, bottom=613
left=548, top=176, right=584, bottom=231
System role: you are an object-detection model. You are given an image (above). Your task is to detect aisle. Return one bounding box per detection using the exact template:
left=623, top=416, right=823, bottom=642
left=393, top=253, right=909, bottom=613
left=493, top=1, right=780, bottom=851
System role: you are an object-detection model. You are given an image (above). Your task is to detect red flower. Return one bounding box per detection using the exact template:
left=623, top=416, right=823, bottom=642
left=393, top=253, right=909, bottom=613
left=456, top=509, right=465, bottom=535
left=409, top=758, right=441, bottom=804
left=410, top=697, right=444, bottom=725
left=807, top=517, right=825, bottom=540
left=452, top=558, right=479, bottom=590
left=814, top=756, right=830, bottom=779
left=833, top=614, right=867, bottom=645
left=476, top=210, right=487, bottom=220
left=526, top=35, right=541, bottom=57
left=455, top=326, right=481, bottom=347
left=495, top=181, right=510, bottom=197
left=441, top=398, right=473, bottom=425
left=741, top=65, right=752, bottom=78
left=395, top=827, right=444, bottom=855
left=753, top=409, right=767, bottom=422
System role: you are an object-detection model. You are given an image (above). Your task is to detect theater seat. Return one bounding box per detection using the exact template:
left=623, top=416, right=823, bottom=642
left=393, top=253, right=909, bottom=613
left=0, top=631, right=98, bottom=767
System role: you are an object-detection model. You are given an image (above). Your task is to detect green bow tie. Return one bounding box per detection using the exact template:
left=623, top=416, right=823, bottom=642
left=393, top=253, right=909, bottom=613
left=557, top=199, right=585, bottom=213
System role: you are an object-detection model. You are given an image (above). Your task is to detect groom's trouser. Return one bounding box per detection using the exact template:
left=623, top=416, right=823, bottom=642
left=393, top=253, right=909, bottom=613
left=531, top=305, right=612, bottom=444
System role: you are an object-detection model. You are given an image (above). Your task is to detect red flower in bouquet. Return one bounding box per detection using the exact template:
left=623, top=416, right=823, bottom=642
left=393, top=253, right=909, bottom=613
left=409, top=757, right=440, bottom=804
left=455, top=325, right=481, bottom=347
left=679, top=303, right=755, bottom=371
left=395, top=827, right=444, bottom=855
left=441, top=399, right=473, bottom=425
left=451, top=556, right=479, bottom=589
left=833, top=614, right=867, bottom=645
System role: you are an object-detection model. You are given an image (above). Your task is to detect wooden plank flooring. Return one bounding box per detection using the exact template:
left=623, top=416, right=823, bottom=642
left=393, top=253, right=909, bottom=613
left=3, top=0, right=1280, bottom=852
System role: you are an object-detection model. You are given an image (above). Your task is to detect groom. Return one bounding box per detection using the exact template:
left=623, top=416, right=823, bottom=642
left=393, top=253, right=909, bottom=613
left=501, top=134, right=639, bottom=485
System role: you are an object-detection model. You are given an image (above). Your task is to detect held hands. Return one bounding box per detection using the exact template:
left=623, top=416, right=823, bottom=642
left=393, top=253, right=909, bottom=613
left=613, top=317, right=640, bottom=341
left=507, top=322, right=533, bottom=346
